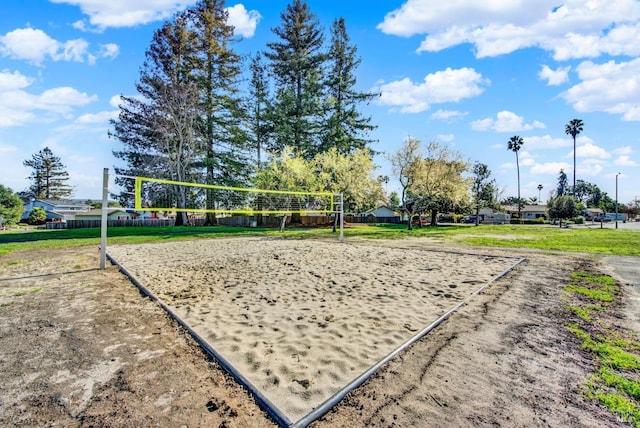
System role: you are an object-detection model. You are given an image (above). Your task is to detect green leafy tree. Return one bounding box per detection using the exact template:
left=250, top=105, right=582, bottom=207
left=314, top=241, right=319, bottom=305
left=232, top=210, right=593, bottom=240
left=419, top=142, right=469, bottom=226
left=320, top=17, right=377, bottom=154
left=266, top=0, right=326, bottom=158
left=23, top=147, right=73, bottom=199
left=255, top=147, right=383, bottom=231
left=557, top=169, right=568, bottom=197
left=565, top=118, right=583, bottom=197
left=388, top=191, right=400, bottom=210
left=253, top=147, right=319, bottom=230
left=0, top=185, right=24, bottom=226
left=548, top=195, right=578, bottom=226
left=572, top=179, right=608, bottom=208
left=254, top=147, right=319, bottom=191
left=315, top=147, right=384, bottom=230
left=471, top=162, right=494, bottom=226
left=28, top=207, right=47, bottom=225
left=391, top=137, right=469, bottom=229
left=507, top=135, right=524, bottom=221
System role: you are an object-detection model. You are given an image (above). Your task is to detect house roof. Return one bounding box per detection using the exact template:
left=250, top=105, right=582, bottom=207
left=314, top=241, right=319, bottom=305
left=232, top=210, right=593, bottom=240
left=363, top=206, right=398, bottom=215
left=31, top=199, right=92, bottom=209
left=75, top=208, right=128, bottom=217
left=502, top=204, right=548, bottom=212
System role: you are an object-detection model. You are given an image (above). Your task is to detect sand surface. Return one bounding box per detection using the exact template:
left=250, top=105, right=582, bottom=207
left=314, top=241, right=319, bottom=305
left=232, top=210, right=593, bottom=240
left=1, top=239, right=634, bottom=427
left=107, top=237, right=520, bottom=423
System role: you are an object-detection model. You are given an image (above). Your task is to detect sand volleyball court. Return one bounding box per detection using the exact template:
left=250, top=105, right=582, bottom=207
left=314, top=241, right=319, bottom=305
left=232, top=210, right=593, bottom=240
left=107, top=237, right=521, bottom=424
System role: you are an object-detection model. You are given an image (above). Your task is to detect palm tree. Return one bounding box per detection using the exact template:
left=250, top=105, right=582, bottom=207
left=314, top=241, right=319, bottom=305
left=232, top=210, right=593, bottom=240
left=565, top=119, right=584, bottom=197
left=537, top=184, right=543, bottom=205
left=508, top=135, right=524, bottom=221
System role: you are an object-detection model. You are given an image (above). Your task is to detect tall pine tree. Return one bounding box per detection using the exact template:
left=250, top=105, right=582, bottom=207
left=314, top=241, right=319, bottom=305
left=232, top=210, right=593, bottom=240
left=266, top=0, right=326, bottom=158
left=186, top=0, right=251, bottom=224
left=321, top=17, right=378, bottom=154
left=23, top=147, right=73, bottom=199
left=246, top=51, right=272, bottom=171
left=111, top=0, right=248, bottom=225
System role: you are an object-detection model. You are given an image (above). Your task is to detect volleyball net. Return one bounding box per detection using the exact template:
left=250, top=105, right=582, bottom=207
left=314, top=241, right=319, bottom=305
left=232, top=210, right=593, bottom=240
left=133, top=176, right=337, bottom=216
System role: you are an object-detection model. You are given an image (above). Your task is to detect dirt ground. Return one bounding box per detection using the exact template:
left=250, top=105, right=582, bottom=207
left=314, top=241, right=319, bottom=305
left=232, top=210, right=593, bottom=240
left=0, top=241, right=632, bottom=427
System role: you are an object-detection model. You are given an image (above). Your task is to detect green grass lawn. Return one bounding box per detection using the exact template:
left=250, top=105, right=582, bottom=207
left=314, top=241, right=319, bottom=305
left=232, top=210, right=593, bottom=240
left=1, top=223, right=638, bottom=257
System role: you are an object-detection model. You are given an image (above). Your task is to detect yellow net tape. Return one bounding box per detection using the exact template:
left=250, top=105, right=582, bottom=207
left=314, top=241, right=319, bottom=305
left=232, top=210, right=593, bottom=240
left=134, top=176, right=335, bottom=215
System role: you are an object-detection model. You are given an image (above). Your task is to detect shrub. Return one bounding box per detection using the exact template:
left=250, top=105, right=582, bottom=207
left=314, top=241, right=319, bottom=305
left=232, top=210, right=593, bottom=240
left=27, top=207, right=47, bottom=225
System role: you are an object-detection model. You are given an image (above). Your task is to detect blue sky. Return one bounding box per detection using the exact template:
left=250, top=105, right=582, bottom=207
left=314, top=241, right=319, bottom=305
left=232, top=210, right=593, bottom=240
left=1, top=0, right=639, bottom=206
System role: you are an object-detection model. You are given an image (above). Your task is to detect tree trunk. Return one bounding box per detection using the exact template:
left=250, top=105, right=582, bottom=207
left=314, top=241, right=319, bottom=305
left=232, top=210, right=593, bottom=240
left=279, top=214, right=288, bottom=232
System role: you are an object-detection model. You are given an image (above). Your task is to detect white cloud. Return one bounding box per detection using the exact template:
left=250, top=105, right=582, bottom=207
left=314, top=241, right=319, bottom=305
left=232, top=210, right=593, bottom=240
left=0, top=28, right=61, bottom=65
left=226, top=4, right=261, bottom=38
left=561, top=58, right=640, bottom=121
left=110, top=95, right=123, bottom=108
left=51, top=0, right=197, bottom=29
left=57, top=38, right=90, bottom=62
left=577, top=160, right=604, bottom=176
left=0, top=69, right=33, bottom=91
left=99, top=43, right=120, bottom=59
left=531, top=162, right=571, bottom=175
left=615, top=155, right=638, bottom=166
left=0, top=27, right=118, bottom=65
left=538, top=65, right=570, bottom=86
left=430, top=109, right=467, bottom=121
left=52, top=0, right=258, bottom=34
left=471, top=118, right=493, bottom=131
left=614, top=145, right=634, bottom=155
left=471, top=111, right=545, bottom=132
left=38, top=87, right=97, bottom=114
left=523, top=134, right=572, bottom=150
left=436, top=134, right=454, bottom=142
left=75, top=110, right=118, bottom=124
left=519, top=150, right=536, bottom=167
left=575, top=142, right=610, bottom=159
left=378, top=0, right=640, bottom=60
left=0, top=70, right=97, bottom=127
left=374, top=67, right=489, bottom=113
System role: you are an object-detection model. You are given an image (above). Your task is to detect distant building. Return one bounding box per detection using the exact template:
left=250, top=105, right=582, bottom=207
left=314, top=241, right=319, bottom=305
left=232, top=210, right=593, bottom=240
left=360, top=206, right=398, bottom=218
left=479, top=208, right=511, bottom=224
left=74, top=208, right=131, bottom=221
left=584, top=208, right=604, bottom=220
left=22, top=199, right=92, bottom=222
left=502, top=204, right=548, bottom=220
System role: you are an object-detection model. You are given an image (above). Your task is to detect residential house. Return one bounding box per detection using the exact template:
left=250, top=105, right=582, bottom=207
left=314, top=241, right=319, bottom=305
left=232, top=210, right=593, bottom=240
left=22, top=199, right=92, bottom=222
left=74, top=208, right=131, bottom=221
left=503, top=204, right=548, bottom=221
left=584, top=208, right=604, bottom=220
left=356, top=205, right=400, bottom=224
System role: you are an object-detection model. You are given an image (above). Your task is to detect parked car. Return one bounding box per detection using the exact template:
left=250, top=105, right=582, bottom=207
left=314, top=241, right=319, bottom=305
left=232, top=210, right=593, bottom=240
left=461, top=216, right=477, bottom=224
